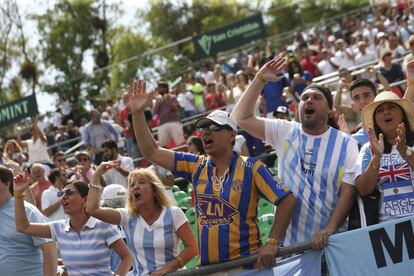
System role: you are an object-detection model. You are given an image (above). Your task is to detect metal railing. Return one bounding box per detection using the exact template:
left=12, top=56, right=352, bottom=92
left=167, top=241, right=312, bottom=276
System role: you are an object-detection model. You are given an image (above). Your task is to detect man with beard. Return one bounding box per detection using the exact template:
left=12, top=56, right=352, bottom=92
left=231, top=57, right=359, bottom=253
left=101, top=140, right=134, bottom=188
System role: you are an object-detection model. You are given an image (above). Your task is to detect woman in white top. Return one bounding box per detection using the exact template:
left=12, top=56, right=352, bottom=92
left=18, top=124, right=51, bottom=164
left=87, top=161, right=198, bottom=276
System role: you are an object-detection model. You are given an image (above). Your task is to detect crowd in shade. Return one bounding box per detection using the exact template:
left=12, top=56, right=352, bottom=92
left=1, top=2, right=414, bottom=276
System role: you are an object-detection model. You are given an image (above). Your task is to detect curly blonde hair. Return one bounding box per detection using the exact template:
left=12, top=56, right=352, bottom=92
left=126, top=168, right=173, bottom=216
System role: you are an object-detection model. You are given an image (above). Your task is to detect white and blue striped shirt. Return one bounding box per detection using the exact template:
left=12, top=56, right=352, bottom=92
left=49, top=217, right=121, bottom=275
left=265, top=119, right=358, bottom=246
left=119, top=206, right=187, bottom=276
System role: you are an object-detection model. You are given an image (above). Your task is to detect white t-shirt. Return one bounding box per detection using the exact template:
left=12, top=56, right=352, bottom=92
left=334, top=49, right=355, bottom=68
left=264, top=119, right=358, bottom=245
left=355, top=144, right=414, bottom=222
left=317, top=59, right=337, bottom=76
left=26, top=138, right=51, bottom=164
left=41, top=185, right=68, bottom=222
left=119, top=206, right=187, bottom=275
left=177, top=92, right=195, bottom=112
left=104, top=154, right=134, bottom=188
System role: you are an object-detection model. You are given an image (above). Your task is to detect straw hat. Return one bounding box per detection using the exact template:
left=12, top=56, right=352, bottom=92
left=361, top=91, right=414, bottom=130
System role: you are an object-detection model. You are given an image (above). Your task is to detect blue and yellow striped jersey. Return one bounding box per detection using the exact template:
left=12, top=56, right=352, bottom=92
left=172, top=151, right=290, bottom=266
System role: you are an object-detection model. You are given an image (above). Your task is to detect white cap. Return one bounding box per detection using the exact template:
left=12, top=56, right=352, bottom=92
left=101, top=184, right=127, bottom=200
left=195, top=110, right=237, bottom=131
left=276, top=106, right=288, bottom=115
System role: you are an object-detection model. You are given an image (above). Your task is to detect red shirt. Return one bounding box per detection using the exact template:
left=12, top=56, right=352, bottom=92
left=119, top=107, right=134, bottom=138
left=301, top=56, right=320, bottom=78
left=30, top=179, right=51, bottom=210
left=204, top=92, right=224, bottom=110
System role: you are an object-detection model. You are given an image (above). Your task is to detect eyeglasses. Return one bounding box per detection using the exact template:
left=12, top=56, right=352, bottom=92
left=57, top=189, right=77, bottom=197
left=56, top=159, right=66, bottom=163
left=77, top=157, right=90, bottom=162
left=199, top=123, right=232, bottom=132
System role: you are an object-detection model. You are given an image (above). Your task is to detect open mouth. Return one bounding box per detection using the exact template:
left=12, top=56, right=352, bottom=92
left=62, top=202, right=69, bottom=207
left=203, top=138, right=213, bottom=145
left=305, top=107, right=315, bottom=115
left=134, top=192, right=141, bottom=200
left=384, top=117, right=392, bottom=123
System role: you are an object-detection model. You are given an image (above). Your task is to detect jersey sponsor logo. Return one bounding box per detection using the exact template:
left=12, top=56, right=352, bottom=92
left=197, top=194, right=238, bottom=228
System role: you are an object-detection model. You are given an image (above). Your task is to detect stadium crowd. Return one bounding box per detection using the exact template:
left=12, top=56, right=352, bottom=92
left=1, top=2, right=414, bottom=275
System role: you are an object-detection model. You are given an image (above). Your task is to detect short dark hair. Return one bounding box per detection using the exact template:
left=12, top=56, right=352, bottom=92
left=101, top=140, right=118, bottom=151
left=48, top=169, right=62, bottom=184
left=349, top=78, right=377, bottom=97
left=0, top=165, right=14, bottom=195
left=62, top=180, right=89, bottom=198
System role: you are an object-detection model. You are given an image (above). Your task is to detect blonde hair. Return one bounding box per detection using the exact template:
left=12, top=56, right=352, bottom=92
left=126, top=168, right=173, bottom=216
left=5, top=139, right=23, bottom=157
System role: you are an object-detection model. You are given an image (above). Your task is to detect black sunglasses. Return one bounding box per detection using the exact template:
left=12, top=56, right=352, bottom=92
left=56, top=159, right=66, bottom=163
left=57, top=189, right=77, bottom=197
left=199, top=123, right=232, bottom=132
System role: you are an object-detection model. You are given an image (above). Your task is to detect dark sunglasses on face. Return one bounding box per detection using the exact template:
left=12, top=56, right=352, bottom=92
left=57, top=189, right=77, bottom=197
left=56, top=159, right=66, bottom=163
left=199, top=123, right=232, bottom=132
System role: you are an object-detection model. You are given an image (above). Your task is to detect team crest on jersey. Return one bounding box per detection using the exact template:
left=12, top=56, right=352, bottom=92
left=231, top=179, right=242, bottom=192
left=197, top=194, right=238, bottom=228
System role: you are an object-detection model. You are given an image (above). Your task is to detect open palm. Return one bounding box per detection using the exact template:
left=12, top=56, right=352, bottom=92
left=128, top=79, right=152, bottom=113
left=257, top=56, right=287, bottom=82
left=368, top=127, right=384, bottom=157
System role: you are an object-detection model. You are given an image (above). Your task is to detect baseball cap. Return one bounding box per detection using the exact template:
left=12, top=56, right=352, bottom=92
left=101, top=184, right=127, bottom=200
left=195, top=110, right=237, bottom=131
left=273, top=106, right=289, bottom=117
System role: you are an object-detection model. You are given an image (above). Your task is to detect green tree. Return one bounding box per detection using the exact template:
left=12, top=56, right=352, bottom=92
left=35, top=0, right=118, bottom=111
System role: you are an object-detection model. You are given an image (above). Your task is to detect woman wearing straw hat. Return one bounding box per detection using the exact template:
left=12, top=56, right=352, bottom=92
left=355, top=91, right=414, bottom=223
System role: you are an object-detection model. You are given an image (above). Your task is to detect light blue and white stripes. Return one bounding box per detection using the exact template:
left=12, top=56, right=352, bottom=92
left=265, top=120, right=358, bottom=246
left=49, top=217, right=121, bottom=276
left=120, top=206, right=187, bottom=276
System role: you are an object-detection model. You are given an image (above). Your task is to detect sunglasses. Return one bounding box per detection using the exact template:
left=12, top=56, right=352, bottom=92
left=77, top=157, right=90, bottom=162
left=56, top=159, right=66, bottom=163
left=57, top=189, right=77, bottom=197
left=199, top=123, right=232, bottom=132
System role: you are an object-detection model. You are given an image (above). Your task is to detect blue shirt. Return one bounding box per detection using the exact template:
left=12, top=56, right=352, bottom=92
left=50, top=217, right=121, bottom=275
left=83, top=120, right=120, bottom=148
left=262, top=75, right=288, bottom=114
left=0, top=198, right=52, bottom=276
left=351, top=128, right=369, bottom=148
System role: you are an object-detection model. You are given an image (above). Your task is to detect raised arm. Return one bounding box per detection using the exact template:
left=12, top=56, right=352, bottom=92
left=231, top=57, right=286, bottom=140
left=333, top=78, right=353, bottom=117
left=129, top=80, right=175, bottom=171
left=404, top=60, right=414, bottom=106
left=86, top=161, right=123, bottom=225
left=14, top=173, right=52, bottom=238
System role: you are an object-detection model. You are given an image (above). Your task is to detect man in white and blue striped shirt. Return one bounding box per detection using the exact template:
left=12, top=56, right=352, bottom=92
left=232, top=57, right=359, bottom=249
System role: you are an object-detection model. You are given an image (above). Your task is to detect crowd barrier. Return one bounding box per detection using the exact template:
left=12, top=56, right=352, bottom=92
left=168, top=215, right=414, bottom=275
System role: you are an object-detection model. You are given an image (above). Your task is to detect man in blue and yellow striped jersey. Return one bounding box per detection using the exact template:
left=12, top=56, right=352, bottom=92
left=128, top=79, right=295, bottom=271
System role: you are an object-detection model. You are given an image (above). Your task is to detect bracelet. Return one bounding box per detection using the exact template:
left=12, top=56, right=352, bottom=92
left=407, top=80, right=414, bottom=87
left=88, top=183, right=102, bottom=190
left=14, top=192, right=26, bottom=198
left=267, top=237, right=280, bottom=246
left=175, top=255, right=184, bottom=268
left=256, top=73, right=266, bottom=84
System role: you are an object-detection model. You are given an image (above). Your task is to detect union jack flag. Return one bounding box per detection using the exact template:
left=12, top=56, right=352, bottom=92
left=378, top=162, right=411, bottom=184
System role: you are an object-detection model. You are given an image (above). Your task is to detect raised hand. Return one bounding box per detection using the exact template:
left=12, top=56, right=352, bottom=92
left=128, top=79, right=152, bottom=113
left=13, top=172, right=30, bottom=194
left=338, top=114, right=350, bottom=134
left=256, top=56, right=287, bottom=82
left=94, top=161, right=120, bottom=177
left=406, top=60, right=414, bottom=81
left=368, top=127, right=384, bottom=157
left=395, top=122, right=407, bottom=156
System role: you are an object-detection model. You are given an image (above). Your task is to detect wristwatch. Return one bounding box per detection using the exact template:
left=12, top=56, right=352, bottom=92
left=406, top=148, right=413, bottom=158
